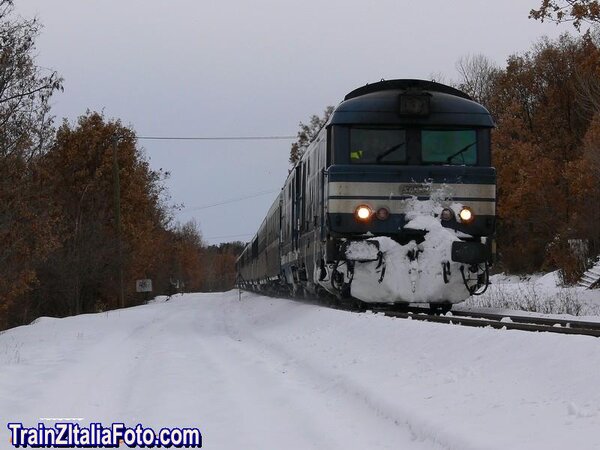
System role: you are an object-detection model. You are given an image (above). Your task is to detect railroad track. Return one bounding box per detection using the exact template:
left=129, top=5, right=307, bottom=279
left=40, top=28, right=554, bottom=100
left=368, top=306, right=600, bottom=338
left=239, top=288, right=600, bottom=337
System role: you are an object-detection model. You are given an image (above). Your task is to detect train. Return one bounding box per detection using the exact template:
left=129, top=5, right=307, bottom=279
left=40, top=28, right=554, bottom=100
left=236, top=79, right=496, bottom=311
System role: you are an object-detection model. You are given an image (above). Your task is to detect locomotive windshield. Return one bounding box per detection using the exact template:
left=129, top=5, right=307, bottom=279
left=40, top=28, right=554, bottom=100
left=347, top=127, right=480, bottom=165
left=350, top=128, right=406, bottom=164
left=421, top=129, right=477, bottom=165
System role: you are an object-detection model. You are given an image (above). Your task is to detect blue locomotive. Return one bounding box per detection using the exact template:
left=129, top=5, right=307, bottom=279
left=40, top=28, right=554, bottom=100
left=237, top=79, right=495, bottom=309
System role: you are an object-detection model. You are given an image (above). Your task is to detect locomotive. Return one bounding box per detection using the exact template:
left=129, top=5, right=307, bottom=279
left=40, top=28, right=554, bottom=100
left=236, top=79, right=496, bottom=310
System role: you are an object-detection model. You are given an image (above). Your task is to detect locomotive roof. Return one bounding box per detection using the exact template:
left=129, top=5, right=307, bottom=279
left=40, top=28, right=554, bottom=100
left=330, top=79, right=494, bottom=128
left=344, top=79, right=471, bottom=100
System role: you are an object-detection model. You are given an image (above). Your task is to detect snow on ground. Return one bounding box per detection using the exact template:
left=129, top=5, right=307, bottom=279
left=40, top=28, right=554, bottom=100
left=2, top=291, right=600, bottom=449
left=464, top=271, right=600, bottom=317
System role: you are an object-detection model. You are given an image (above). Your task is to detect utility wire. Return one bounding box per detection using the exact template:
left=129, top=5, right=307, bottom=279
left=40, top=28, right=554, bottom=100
left=204, top=233, right=254, bottom=241
left=134, top=134, right=290, bottom=240
left=136, top=135, right=296, bottom=141
left=180, top=188, right=280, bottom=212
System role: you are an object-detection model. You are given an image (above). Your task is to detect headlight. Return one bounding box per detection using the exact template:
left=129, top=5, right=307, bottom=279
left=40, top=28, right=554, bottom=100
left=376, top=207, right=390, bottom=220
left=459, top=207, right=474, bottom=223
left=440, top=208, right=454, bottom=221
left=355, top=205, right=372, bottom=221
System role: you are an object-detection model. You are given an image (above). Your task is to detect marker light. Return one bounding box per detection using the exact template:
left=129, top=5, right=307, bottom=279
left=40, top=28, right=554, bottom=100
left=440, top=208, right=454, bottom=221
left=355, top=205, right=372, bottom=221
left=459, top=207, right=474, bottom=223
left=376, top=207, right=390, bottom=220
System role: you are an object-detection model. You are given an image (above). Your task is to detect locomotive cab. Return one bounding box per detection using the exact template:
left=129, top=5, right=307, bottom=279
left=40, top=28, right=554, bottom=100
left=325, top=81, right=495, bottom=244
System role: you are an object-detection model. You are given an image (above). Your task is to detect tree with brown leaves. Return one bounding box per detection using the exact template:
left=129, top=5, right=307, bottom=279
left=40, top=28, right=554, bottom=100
left=29, top=112, right=172, bottom=317
left=489, top=33, right=600, bottom=278
left=0, top=0, right=62, bottom=327
left=530, top=0, right=600, bottom=30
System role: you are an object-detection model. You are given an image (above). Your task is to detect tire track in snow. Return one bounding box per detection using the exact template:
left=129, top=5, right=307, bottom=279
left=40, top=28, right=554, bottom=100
left=13, top=308, right=168, bottom=423
left=162, top=294, right=439, bottom=449
left=220, top=297, right=485, bottom=450
left=126, top=296, right=356, bottom=449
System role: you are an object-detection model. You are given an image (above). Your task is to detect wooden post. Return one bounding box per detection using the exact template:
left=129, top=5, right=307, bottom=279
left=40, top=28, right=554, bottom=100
left=112, top=134, right=125, bottom=308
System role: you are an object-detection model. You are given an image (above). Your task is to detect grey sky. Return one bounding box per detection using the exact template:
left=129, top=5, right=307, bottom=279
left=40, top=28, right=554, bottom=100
left=17, top=0, right=572, bottom=244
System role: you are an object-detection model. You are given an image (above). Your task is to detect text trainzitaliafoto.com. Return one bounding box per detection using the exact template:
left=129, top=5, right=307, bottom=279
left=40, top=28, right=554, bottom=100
left=7, top=422, right=202, bottom=448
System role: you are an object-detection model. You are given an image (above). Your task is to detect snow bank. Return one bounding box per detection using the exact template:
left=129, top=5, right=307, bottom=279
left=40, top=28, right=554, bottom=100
left=465, top=271, right=600, bottom=317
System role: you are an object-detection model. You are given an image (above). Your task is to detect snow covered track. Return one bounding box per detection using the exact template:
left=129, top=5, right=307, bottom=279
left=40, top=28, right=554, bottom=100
left=370, top=306, right=600, bottom=337
left=2, top=291, right=600, bottom=449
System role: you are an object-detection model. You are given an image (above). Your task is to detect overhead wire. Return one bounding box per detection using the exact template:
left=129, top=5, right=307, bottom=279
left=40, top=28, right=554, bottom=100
left=204, top=233, right=254, bottom=241
left=179, top=188, right=280, bottom=241
left=136, top=132, right=293, bottom=242
left=181, top=188, right=280, bottom=212
left=136, top=135, right=296, bottom=141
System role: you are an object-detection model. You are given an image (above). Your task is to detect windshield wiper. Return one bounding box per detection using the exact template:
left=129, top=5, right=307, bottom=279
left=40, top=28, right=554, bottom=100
left=375, top=142, right=406, bottom=162
left=446, top=141, right=477, bottom=163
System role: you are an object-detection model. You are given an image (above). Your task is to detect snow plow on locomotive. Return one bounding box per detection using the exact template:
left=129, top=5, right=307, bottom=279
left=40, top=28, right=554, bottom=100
left=236, top=79, right=496, bottom=309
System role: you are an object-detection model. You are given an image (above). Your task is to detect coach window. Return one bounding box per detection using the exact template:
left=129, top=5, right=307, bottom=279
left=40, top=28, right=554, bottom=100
left=421, top=129, right=477, bottom=165
left=350, top=128, right=406, bottom=164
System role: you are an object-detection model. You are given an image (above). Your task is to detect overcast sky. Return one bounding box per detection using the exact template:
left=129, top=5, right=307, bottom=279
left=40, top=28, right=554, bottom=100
left=16, top=0, right=573, bottom=244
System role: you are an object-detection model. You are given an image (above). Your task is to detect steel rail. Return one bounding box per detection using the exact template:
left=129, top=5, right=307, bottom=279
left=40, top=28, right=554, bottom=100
left=450, top=309, right=600, bottom=332
left=370, top=308, right=600, bottom=337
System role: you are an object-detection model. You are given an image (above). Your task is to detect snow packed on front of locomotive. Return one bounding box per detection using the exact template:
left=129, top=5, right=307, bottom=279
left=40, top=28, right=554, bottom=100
left=317, top=181, right=495, bottom=305
left=332, top=194, right=493, bottom=305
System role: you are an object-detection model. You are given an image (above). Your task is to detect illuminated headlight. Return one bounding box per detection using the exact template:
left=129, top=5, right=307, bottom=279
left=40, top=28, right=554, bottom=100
left=459, top=207, right=474, bottom=223
left=355, top=205, right=372, bottom=221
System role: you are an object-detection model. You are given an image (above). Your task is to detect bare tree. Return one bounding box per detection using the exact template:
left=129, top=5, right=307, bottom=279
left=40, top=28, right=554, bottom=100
left=0, top=1, right=62, bottom=159
left=575, top=67, right=600, bottom=114
left=455, top=54, right=499, bottom=109
left=289, top=106, right=334, bottom=164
